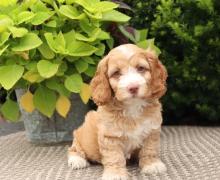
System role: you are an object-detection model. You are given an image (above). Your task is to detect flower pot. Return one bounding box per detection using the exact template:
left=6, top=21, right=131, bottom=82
left=16, top=89, right=89, bottom=144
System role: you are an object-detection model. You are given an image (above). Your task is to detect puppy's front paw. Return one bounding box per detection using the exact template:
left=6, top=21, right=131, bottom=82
left=141, top=160, right=167, bottom=175
left=68, top=155, right=89, bottom=169
left=102, top=169, right=130, bottom=180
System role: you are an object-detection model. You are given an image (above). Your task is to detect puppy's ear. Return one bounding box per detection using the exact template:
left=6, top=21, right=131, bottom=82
left=145, top=49, right=168, bottom=99
left=90, top=56, right=112, bottom=105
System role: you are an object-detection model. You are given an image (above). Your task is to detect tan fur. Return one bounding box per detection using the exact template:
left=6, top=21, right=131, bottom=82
left=145, top=49, right=168, bottom=99
left=68, top=44, right=168, bottom=179
left=90, top=56, right=112, bottom=106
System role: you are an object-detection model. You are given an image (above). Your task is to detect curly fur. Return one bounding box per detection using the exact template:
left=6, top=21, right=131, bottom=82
left=90, top=56, right=112, bottom=105
left=144, top=49, right=167, bottom=99
left=68, top=44, right=168, bottom=180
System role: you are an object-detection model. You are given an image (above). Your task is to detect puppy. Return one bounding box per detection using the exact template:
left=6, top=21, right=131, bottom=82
left=68, top=44, right=168, bottom=180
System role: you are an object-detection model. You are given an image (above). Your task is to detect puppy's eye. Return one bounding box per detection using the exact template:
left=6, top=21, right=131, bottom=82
left=111, top=70, right=121, bottom=78
left=136, top=66, right=148, bottom=73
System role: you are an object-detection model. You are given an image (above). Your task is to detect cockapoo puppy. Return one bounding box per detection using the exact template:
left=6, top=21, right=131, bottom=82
left=68, top=44, right=168, bottom=180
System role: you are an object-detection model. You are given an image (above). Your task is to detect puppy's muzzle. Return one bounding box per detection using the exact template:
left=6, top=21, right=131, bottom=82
left=127, top=84, right=139, bottom=95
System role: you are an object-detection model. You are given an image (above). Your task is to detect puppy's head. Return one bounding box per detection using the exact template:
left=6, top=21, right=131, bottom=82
left=90, top=44, right=167, bottom=105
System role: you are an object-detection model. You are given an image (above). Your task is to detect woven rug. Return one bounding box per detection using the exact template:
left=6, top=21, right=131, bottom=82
left=0, top=126, right=220, bottom=180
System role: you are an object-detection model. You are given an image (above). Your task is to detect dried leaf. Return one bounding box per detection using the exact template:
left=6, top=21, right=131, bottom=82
left=56, top=95, right=71, bottom=118
left=20, top=91, right=35, bottom=113
left=80, top=83, right=91, bottom=104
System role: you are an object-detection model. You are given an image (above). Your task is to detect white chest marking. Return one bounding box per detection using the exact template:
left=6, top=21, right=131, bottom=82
left=123, top=98, right=147, bottom=118
left=123, top=119, right=159, bottom=159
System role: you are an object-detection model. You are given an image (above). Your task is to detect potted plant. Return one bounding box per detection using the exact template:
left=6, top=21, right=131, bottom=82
left=0, top=0, right=159, bottom=143
left=0, top=0, right=132, bottom=143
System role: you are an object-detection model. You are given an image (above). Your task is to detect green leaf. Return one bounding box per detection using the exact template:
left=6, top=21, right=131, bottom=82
left=84, top=65, right=96, bottom=77
left=75, top=59, right=88, bottom=73
left=0, top=45, right=9, bottom=56
left=45, top=31, right=96, bottom=56
left=57, top=61, right=67, bottom=76
left=135, top=29, right=148, bottom=42
left=0, top=15, right=13, bottom=33
left=102, top=10, right=130, bottom=22
left=79, top=18, right=94, bottom=34
left=45, top=32, right=68, bottom=53
left=44, top=33, right=58, bottom=53
left=66, top=56, right=79, bottom=62
left=16, top=11, right=35, bottom=24
left=95, top=43, right=105, bottom=56
left=106, top=37, right=114, bottom=49
left=30, top=49, right=38, bottom=59
left=75, top=33, right=92, bottom=42
left=118, top=25, right=136, bottom=42
left=67, top=41, right=97, bottom=56
left=22, top=0, right=38, bottom=8
left=137, top=39, right=161, bottom=55
left=75, top=28, right=101, bottom=42
left=37, top=60, right=59, bottom=78
left=41, top=0, right=53, bottom=5
left=57, top=0, right=65, bottom=3
left=0, top=65, right=24, bottom=90
left=12, top=33, right=42, bottom=52
left=0, top=99, right=20, bottom=122
left=146, top=39, right=161, bottom=55
left=8, top=27, right=28, bottom=38
left=136, top=40, right=148, bottom=49
left=63, top=30, right=76, bottom=46
left=55, top=31, right=66, bottom=52
left=93, top=1, right=118, bottom=12
left=84, top=56, right=95, bottom=64
left=44, top=20, right=57, bottom=27
left=196, top=0, right=213, bottom=13
left=75, top=0, right=96, bottom=12
left=64, top=74, right=83, bottom=93
left=30, top=0, right=49, bottom=12
left=145, top=39, right=155, bottom=47
left=66, top=0, right=75, bottom=5
left=46, top=78, right=71, bottom=97
left=38, top=42, right=55, bottom=59
left=75, top=0, right=117, bottom=13
left=97, top=30, right=110, bottom=40
left=84, top=10, right=102, bottom=19
left=0, top=0, right=17, bottom=7
left=59, top=5, right=85, bottom=19
left=25, top=61, right=37, bottom=71
left=0, top=32, right=10, bottom=46
left=23, top=70, right=44, bottom=83
left=31, top=11, right=54, bottom=25
left=33, top=86, right=57, bottom=117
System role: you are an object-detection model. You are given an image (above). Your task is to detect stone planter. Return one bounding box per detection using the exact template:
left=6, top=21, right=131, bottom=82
left=16, top=89, right=89, bottom=143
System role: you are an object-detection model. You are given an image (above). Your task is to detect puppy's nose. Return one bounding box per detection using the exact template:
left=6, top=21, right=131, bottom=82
left=127, top=84, right=139, bottom=94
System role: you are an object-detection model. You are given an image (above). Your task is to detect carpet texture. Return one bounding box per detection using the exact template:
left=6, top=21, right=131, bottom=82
left=0, top=126, right=220, bottom=180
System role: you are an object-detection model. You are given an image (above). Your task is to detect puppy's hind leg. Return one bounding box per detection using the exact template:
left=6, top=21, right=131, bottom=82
left=68, top=135, right=90, bottom=169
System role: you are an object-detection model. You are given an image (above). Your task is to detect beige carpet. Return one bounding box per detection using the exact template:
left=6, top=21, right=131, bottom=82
left=0, top=126, right=220, bottom=180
